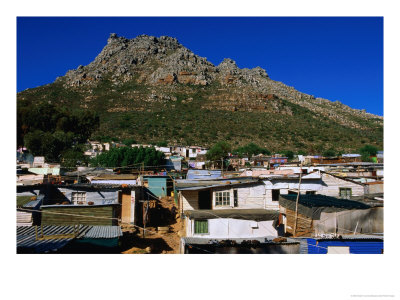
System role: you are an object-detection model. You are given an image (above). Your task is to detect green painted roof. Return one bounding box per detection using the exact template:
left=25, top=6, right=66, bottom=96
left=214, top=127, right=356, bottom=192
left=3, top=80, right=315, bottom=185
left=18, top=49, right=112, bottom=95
left=17, top=196, right=36, bottom=208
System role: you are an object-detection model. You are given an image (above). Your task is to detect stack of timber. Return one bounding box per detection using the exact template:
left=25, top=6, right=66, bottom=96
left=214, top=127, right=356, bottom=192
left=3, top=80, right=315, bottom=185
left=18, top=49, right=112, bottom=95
left=285, top=208, right=314, bottom=237
left=17, top=211, right=33, bottom=226
left=41, top=204, right=119, bottom=226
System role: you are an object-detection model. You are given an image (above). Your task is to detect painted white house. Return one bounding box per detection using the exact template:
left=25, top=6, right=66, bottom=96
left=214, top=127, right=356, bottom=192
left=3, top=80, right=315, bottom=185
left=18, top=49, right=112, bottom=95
left=176, top=178, right=280, bottom=240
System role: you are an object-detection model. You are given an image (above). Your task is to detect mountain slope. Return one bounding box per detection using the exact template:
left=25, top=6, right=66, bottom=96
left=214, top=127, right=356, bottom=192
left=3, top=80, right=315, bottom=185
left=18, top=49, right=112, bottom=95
left=17, top=34, right=383, bottom=153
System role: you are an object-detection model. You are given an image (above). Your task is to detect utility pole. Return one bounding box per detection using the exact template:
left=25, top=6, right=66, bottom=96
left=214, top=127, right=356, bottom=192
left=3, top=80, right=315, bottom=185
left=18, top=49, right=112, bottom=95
left=221, top=157, right=224, bottom=177
left=293, top=164, right=303, bottom=237
left=140, top=199, right=150, bottom=238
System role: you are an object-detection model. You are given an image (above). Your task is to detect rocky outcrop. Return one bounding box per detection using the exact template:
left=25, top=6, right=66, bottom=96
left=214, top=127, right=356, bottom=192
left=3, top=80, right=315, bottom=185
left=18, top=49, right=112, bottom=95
left=56, top=33, right=382, bottom=128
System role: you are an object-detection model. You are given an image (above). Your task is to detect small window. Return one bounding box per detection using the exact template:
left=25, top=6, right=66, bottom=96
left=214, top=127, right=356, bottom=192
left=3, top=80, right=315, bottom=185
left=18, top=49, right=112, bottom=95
left=72, top=192, right=86, bottom=205
left=339, top=188, right=352, bottom=199
left=194, top=220, right=208, bottom=234
left=306, top=191, right=316, bottom=195
left=215, top=191, right=230, bottom=206
left=272, top=189, right=280, bottom=201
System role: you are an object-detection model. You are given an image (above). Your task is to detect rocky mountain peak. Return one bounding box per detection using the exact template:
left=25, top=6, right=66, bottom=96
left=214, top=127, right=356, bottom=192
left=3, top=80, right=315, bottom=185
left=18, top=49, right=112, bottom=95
left=53, top=33, right=382, bottom=127
left=218, top=58, right=238, bottom=71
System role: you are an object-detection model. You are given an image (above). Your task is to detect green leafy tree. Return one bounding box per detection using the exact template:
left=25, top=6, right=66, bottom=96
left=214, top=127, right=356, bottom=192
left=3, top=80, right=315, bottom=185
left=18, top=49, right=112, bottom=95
left=90, top=146, right=165, bottom=168
left=123, top=138, right=138, bottom=146
left=234, top=143, right=270, bottom=158
left=359, top=145, right=378, bottom=156
left=283, top=150, right=294, bottom=160
left=359, top=144, right=378, bottom=162
left=19, top=102, right=100, bottom=162
left=323, top=148, right=336, bottom=157
left=206, top=141, right=232, bottom=161
left=61, top=148, right=88, bottom=168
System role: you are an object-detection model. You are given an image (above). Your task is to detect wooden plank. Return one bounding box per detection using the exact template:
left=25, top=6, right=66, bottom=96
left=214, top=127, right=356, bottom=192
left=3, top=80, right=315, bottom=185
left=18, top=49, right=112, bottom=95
left=121, top=193, right=131, bottom=224
left=41, top=205, right=117, bottom=226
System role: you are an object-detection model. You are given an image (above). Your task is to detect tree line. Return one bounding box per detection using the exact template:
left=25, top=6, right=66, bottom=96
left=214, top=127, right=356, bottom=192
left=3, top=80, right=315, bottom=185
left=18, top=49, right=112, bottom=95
left=17, top=102, right=99, bottom=165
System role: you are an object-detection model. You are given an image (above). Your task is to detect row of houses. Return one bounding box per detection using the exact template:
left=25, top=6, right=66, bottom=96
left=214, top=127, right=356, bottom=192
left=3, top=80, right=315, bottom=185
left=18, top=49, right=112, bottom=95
left=16, top=153, right=384, bottom=253
left=175, top=167, right=383, bottom=254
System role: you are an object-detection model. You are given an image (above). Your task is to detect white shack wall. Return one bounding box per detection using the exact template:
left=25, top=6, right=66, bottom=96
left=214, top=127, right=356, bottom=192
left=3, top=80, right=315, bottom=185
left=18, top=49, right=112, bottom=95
left=181, top=190, right=199, bottom=210
left=17, top=190, right=41, bottom=197
left=212, top=185, right=266, bottom=210
left=317, top=173, right=364, bottom=197
left=182, top=183, right=288, bottom=212
left=58, top=188, right=119, bottom=205
left=187, top=218, right=277, bottom=238
left=263, top=180, right=322, bottom=210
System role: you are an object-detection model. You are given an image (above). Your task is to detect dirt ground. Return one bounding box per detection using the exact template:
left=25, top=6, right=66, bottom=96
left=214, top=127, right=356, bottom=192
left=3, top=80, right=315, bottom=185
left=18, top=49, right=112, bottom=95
left=120, top=196, right=183, bottom=254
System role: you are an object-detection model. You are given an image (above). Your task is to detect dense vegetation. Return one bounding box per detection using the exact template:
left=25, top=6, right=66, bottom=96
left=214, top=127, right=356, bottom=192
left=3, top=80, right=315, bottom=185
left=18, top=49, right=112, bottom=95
left=233, top=143, right=271, bottom=157
left=359, top=144, right=379, bottom=162
left=17, top=101, right=99, bottom=164
left=90, top=146, right=165, bottom=168
left=17, top=77, right=383, bottom=156
left=206, top=141, right=232, bottom=161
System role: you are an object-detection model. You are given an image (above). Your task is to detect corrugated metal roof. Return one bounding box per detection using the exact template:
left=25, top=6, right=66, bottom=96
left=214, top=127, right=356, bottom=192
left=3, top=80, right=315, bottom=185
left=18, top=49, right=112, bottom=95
left=176, top=177, right=259, bottom=191
left=280, top=194, right=370, bottom=209
left=287, top=238, right=308, bottom=254
left=279, top=194, right=371, bottom=220
left=17, top=225, right=123, bottom=253
left=90, top=180, right=137, bottom=185
left=22, top=195, right=44, bottom=208
left=84, top=226, right=123, bottom=238
left=22, top=199, right=41, bottom=208
left=184, top=209, right=279, bottom=221
left=59, top=183, right=137, bottom=189
left=301, top=237, right=384, bottom=254
left=92, top=174, right=138, bottom=180
left=315, top=234, right=384, bottom=241
left=186, top=169, right=223, bottom=180
left=17, top=225, right=90, bottom=253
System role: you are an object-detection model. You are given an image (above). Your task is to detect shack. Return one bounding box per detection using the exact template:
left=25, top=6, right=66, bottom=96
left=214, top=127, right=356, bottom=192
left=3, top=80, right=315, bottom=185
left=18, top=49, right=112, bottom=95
left=17, top=225, right=123, bottom=253
left=180, top=237, right=300, bottom=254
left=290, top=235, right=384, bottom=254
left=40, top=204, right=120, bottom=226
left=279, top=194, right=382, bottom=236
left=141, top=175, right=174, bottom=198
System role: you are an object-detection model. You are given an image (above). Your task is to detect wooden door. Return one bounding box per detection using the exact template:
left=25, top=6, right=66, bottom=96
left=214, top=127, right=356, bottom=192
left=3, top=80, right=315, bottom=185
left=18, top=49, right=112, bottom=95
left=121, top=192, right=131, bottom=224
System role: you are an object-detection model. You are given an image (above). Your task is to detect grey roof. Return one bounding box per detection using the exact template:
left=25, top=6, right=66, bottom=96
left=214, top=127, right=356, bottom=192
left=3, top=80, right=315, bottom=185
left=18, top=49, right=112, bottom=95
left=22, top=195, right=44, bottom=208
left=64, top=168, right=114, bottom=176
left=57, top=183, right=137, bottom=190
left=17, top=225, right=89, bottom=253
left=186, top=169, right=222, bottom=180
left=22, top=199, right=41, bottom=208
left=184, top=209, right=279, bottom=222
left=84, top=226, right=123, bottom=238
left=317, top=162, right=383, bottom=167
left=176, top=177, right=259, bottom=191
left=315, top=234, right=384, bottom=241
left=279, top=194, right=371, bottom=220
left=17, top=225, right=123, bottom=253
left=289, top=234, right=383, bottom=241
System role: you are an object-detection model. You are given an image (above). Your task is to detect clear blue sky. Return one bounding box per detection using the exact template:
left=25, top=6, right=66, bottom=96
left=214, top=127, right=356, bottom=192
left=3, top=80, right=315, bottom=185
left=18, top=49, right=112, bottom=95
left=17, top=17, right=383, bottom=116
